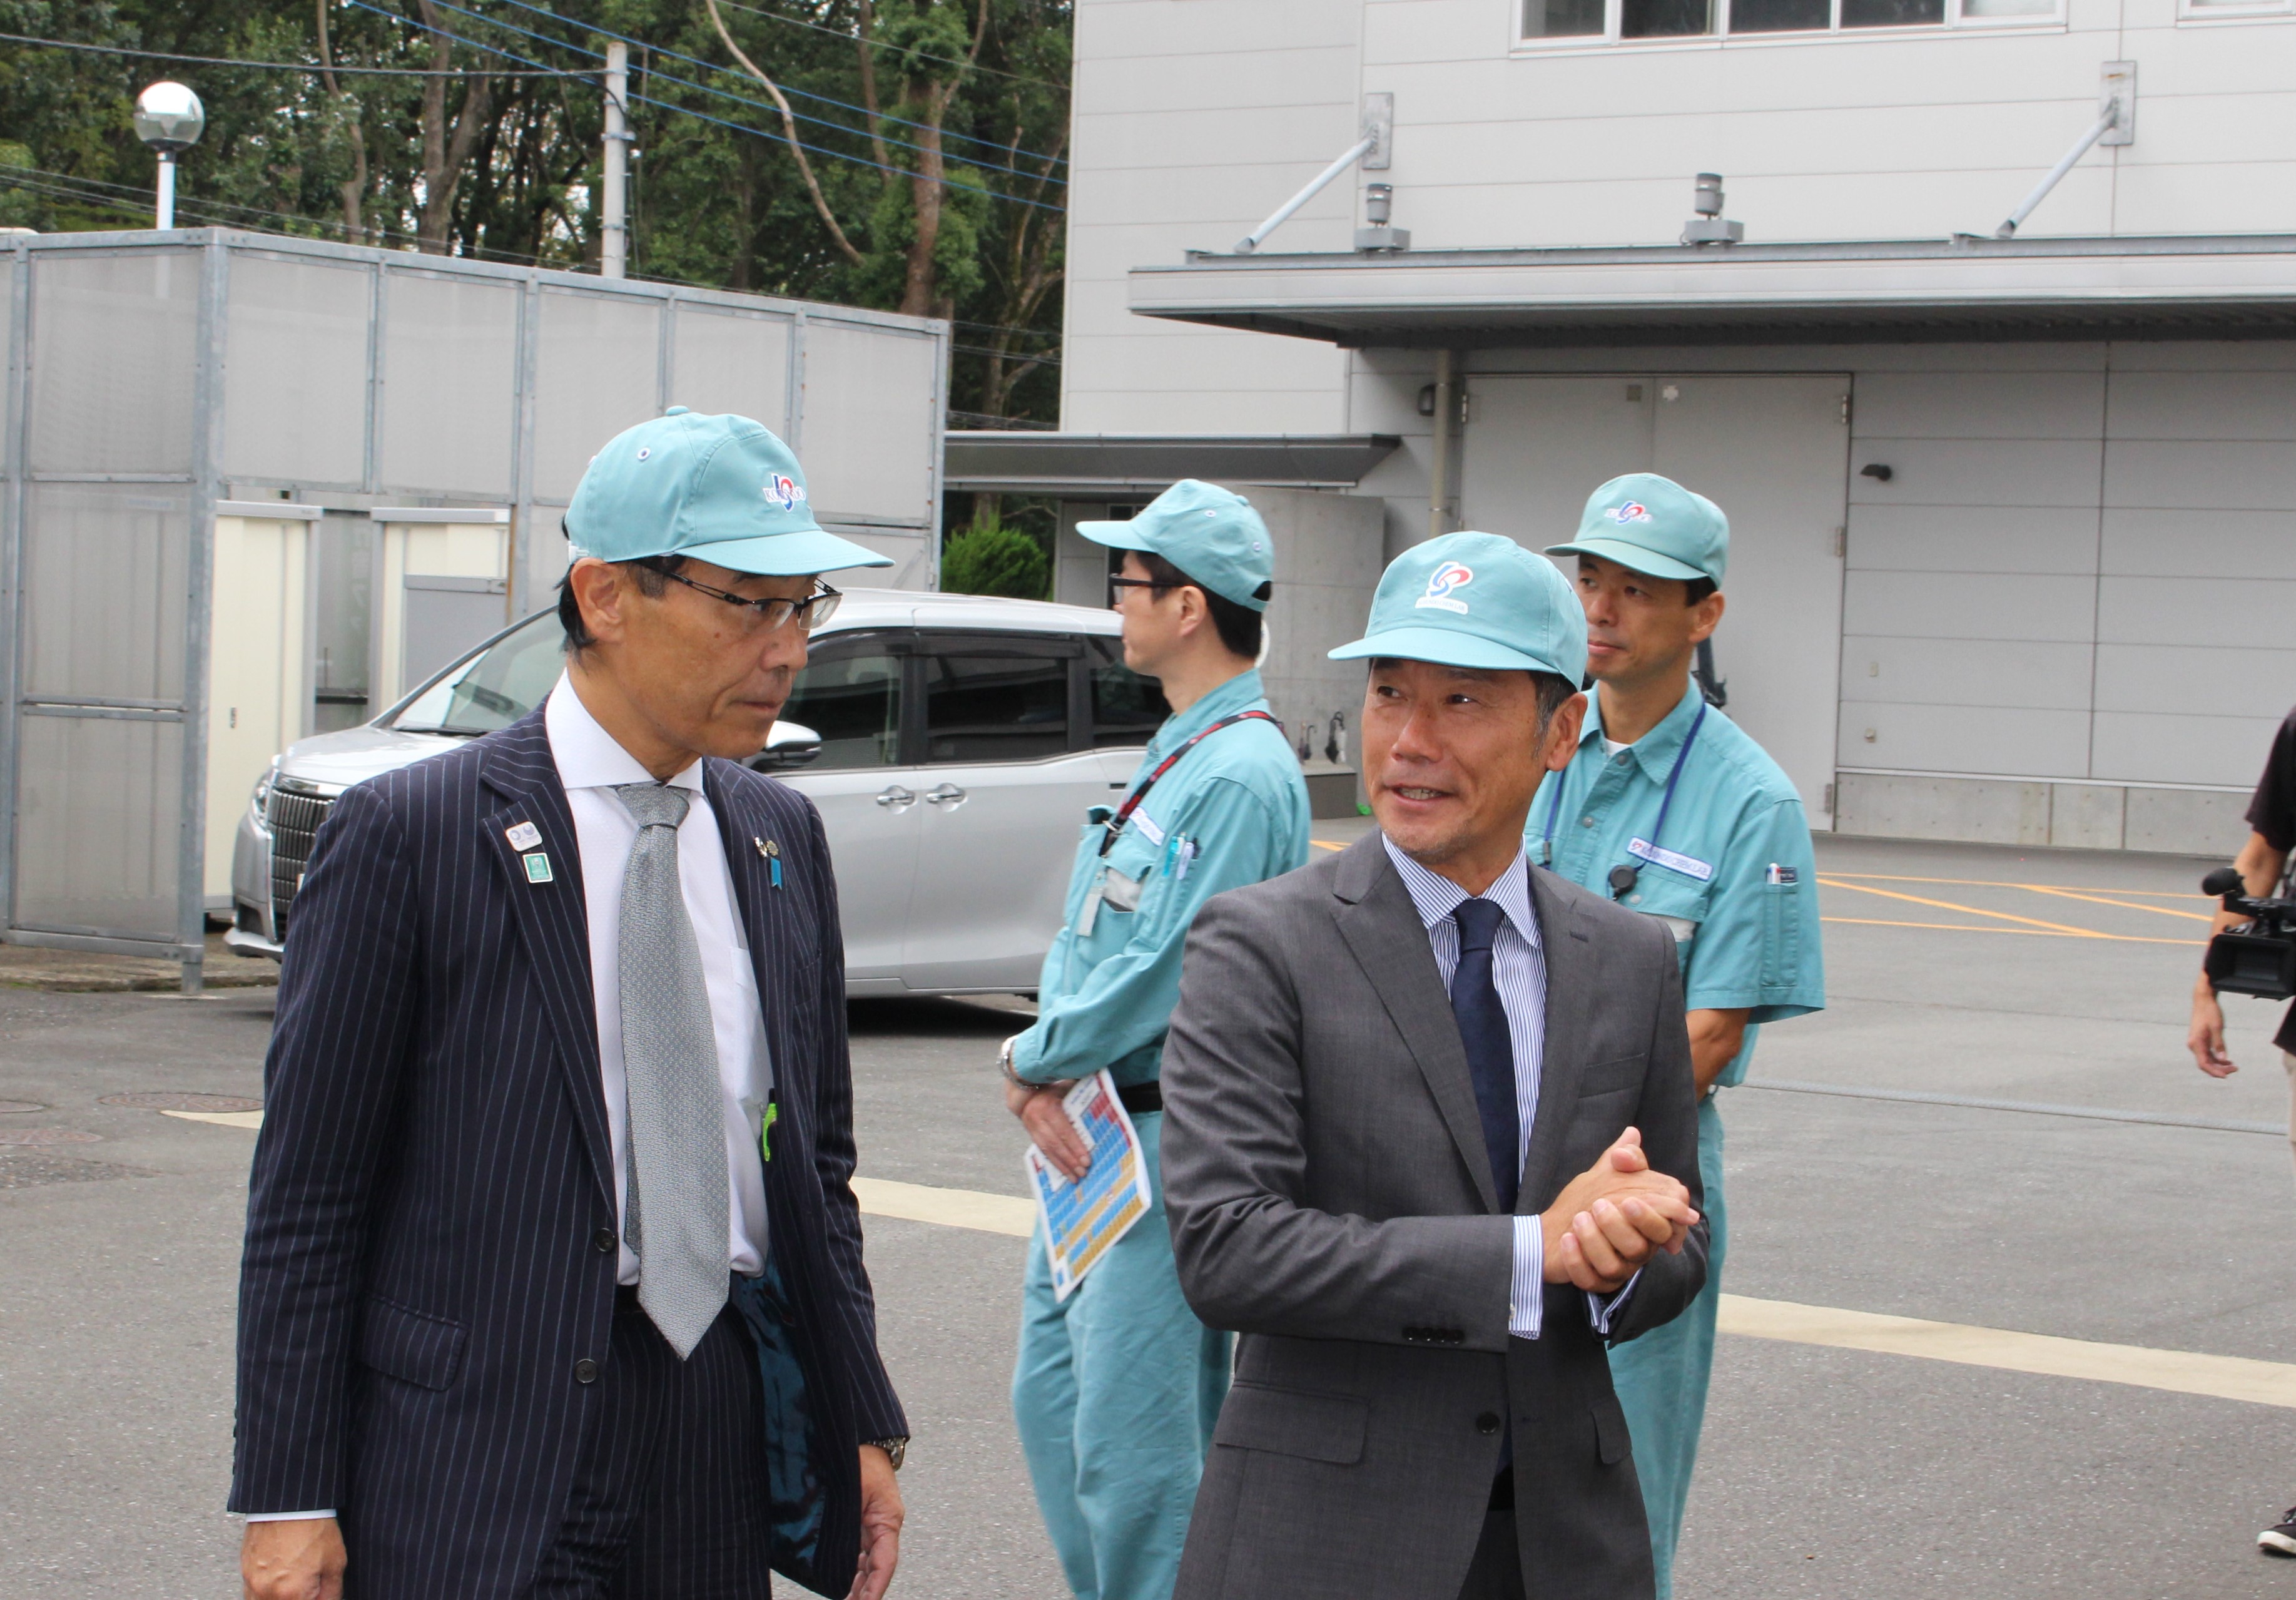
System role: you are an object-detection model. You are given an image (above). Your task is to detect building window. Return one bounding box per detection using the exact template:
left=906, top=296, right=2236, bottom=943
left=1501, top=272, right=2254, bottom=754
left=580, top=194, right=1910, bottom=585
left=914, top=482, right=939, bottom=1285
left=2178, top=0, right=2292, bottom=19
left=1521, top=0, right=2055, bottom=42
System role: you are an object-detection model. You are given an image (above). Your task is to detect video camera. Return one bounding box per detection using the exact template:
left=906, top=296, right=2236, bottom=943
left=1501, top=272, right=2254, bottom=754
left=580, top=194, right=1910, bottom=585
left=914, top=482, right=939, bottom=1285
left=2202, top=865, right=2296, bottom=1001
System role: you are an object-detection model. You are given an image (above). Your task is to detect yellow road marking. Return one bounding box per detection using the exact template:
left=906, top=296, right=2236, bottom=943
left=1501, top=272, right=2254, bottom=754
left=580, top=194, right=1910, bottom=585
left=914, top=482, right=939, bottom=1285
left=853, top=1176, right=1034, bottom=1237
left=1719, top=1296, right=2296, bottom=1410
left=1824, top=872, right=2208, bottom=902
left=162, top=1108, right=264, bottom=1129
left=2017, top=883, right=2217, bottom=922
left=1817, top=877, right=2136, bottom=940
left=1821, top=915, right=2202, bottom=947
left=1311, top=839, right=1347, bottom=852
left=853, top=1175, right=2296, bottom=1409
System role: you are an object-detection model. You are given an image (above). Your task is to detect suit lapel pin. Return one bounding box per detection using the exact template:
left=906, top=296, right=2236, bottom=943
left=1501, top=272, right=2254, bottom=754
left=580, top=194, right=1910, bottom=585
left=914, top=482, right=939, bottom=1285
left=756, top=836, right=782, bottom=889
left=504, top=820, right=542, bottom=851
left=522, top=852, right=554, bottom=884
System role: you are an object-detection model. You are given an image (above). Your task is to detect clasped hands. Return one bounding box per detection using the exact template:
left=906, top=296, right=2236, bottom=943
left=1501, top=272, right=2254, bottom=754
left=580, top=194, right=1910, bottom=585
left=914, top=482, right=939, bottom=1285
left=1539, top=1127, right=1698, bottom=1295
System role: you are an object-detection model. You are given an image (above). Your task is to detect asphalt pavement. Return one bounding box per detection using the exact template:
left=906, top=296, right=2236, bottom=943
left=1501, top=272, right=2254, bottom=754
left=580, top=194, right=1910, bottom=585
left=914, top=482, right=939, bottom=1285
left=4, top=831, right=2296, bottom=1597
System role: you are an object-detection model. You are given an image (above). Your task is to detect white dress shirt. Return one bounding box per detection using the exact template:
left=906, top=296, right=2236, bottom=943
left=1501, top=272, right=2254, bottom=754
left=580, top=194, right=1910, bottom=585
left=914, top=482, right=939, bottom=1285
left=1382, top=837, right=1632, bottom=1342
left=548, top=675, right=773, bottom=1285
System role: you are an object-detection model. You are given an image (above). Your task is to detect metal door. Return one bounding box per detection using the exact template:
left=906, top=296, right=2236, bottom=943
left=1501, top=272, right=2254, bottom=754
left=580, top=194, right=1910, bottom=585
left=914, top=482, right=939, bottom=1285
left=1460, top=374, right=1850, bottom=822
left=902, top=633, right=1095, bottom=992
left=775, top=634, right=919, bottom=985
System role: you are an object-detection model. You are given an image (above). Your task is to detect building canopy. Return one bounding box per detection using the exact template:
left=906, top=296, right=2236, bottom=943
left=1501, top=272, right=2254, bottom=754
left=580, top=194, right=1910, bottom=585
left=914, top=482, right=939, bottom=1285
left=1127, top=234, right=2296, bottom=349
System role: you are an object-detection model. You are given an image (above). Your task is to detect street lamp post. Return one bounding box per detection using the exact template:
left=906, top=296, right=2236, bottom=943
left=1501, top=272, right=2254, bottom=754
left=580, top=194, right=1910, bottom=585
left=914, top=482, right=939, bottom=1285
left=132, top=82, right=206, bottom=229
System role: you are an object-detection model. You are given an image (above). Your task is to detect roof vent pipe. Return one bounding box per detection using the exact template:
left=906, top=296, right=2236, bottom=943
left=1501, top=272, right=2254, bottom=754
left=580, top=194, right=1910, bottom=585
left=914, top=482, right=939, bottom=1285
left=1680, top=173, right=1744, bottom=245
left=1994, top=62, right=2135, bottom=238
left=1235, top=93, right=1394, bottom=255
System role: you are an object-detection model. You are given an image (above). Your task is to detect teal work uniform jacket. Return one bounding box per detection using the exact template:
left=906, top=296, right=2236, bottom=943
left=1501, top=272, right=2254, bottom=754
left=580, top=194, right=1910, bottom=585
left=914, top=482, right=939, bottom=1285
left=1012, top=668, right=1311, bottom=1088
left=1529, top=683, right=1824, bottom=1083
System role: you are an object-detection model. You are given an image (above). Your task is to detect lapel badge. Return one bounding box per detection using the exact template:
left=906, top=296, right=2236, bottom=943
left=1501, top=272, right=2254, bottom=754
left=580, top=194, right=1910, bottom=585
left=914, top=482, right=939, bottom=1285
left=522, top=851, right=554, bottom=884
left=756, top=837, right=783, bottom=889
left=505, top=820, right=542, bottom=852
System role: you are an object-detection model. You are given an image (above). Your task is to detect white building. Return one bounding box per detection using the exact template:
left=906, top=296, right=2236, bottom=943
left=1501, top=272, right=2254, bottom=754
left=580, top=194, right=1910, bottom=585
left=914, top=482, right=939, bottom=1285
left=1003, top=0, right=2296, bottom=854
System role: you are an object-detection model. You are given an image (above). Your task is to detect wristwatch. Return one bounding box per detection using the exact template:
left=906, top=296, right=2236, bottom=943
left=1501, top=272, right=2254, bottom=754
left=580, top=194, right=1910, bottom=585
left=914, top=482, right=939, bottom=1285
left=865, top=1436, right=908, bottom=1471
left=998, top=1034, right=1023, bottom=1087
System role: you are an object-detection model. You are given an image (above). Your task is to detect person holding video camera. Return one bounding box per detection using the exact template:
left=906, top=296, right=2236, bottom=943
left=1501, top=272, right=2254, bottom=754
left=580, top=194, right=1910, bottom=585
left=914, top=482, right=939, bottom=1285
left=2187, top=703, right=2296, bottom=1557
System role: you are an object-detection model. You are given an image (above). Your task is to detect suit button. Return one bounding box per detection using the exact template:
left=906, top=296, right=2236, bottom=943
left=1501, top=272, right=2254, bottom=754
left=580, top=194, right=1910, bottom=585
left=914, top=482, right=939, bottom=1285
left=1476, top=1412, right=1501, bottom=1435
left=574, top=1358, right=599, bottom=1384
left=593, top=1227, right=617, bottom=1253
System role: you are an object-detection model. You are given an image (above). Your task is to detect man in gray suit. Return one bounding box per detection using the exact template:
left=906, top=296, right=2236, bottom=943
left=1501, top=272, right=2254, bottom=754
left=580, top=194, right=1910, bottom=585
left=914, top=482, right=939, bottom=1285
left=1161, top=531, right=1710, bottom=1600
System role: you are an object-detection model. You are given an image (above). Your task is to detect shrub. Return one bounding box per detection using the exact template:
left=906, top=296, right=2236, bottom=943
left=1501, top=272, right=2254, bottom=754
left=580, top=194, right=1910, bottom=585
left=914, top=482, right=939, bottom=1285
left=941, top=519, right=1049, bottom=600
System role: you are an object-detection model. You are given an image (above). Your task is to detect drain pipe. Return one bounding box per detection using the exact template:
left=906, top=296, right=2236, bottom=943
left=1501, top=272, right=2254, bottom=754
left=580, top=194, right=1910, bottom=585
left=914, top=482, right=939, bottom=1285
left=1995, top=98, right=2120, bottom=238
left=1427, top=349, right=1456, bottom=541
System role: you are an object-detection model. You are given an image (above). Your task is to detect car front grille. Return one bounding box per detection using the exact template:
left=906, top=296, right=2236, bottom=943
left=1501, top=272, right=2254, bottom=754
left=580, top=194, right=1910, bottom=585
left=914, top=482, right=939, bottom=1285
left=265, top=782, right=335, bottom=943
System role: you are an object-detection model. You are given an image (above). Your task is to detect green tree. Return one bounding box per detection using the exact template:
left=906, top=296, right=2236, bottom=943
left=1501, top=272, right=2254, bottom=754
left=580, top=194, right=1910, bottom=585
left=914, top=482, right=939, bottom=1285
left=0, top=0, right=1069, bottom=424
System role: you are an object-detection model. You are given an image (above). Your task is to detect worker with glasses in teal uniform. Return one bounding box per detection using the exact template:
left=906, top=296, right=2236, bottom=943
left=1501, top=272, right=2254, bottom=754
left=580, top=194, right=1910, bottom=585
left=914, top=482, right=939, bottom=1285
left=1002, top=479, right=1311, bottom=1600
left=1530, top=473, right=1826, bottom=1599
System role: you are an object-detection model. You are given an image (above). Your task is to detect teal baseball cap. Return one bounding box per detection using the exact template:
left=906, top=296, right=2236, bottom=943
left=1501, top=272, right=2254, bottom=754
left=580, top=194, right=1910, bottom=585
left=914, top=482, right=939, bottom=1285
left=1076, top=479, right=1273, bottom=612
left=1545, top=472, right=1729, bottom=586
left=1330, top=531, right=1587, bottom=681
left=563, top=407, right=892, bottom=576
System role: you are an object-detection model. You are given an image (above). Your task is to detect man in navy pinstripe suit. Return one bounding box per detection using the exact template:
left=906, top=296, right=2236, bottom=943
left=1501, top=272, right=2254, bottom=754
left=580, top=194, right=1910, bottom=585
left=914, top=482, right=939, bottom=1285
left=233, top=410, right=909, bottom=1600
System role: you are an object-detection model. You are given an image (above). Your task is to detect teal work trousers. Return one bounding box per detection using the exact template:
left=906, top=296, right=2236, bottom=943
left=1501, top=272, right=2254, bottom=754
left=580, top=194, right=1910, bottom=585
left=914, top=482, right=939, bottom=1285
left=1608, top=1093, right=1727, bottom=1600
left=1012, top=1112, right=1231, bottom=1600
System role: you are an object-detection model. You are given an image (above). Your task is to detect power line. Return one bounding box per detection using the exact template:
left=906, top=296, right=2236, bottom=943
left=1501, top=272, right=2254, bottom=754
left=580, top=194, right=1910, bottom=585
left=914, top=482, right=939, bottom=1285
left=467, top=0, right=1066, bottom=176
left=0, top=27, right=583, bottom=77
left=952, top=341, right=1058, bottom=365
left=350, top=0, right=1061, bottom=212
left=0, top=160, right=561, bottom=267
left=954, top=318, right=1063, bottom=339
left=714, top=0, right=1067, bottom=92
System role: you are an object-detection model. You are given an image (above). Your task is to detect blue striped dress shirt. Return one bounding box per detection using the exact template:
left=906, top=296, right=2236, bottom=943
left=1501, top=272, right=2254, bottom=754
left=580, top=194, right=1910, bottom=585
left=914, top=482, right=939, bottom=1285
left=1381, top=837, right=1633, bottom=1341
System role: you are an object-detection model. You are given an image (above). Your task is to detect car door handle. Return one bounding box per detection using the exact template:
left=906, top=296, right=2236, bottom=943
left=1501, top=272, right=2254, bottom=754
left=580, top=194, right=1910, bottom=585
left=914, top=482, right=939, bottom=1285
left=875, top=785, right=916, bottom=808
left=923, top=783, right=967, bottom=805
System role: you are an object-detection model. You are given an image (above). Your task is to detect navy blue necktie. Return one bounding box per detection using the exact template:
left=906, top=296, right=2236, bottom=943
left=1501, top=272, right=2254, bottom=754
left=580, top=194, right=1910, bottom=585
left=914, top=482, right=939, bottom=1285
left=1450, top=898, right=1520, bottom=1215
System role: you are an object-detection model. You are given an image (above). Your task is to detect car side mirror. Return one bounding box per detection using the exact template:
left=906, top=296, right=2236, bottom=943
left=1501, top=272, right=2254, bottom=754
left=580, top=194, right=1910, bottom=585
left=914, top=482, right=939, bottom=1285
left=748, top=719, right=823, bottom=772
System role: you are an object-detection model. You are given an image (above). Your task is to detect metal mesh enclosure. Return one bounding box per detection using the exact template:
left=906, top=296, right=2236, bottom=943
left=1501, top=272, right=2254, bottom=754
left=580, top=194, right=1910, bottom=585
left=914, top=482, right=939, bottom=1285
left=29, top=252, right=198, bottom=474
left=378, top=269, right=519, bottom=499
left=223, top=253, right=368, bottom=487
left=532, top=287, right=662, bottom=501
left=0, top=230, right=947, bottom=987
left=670, top=303, right=790, bottom=432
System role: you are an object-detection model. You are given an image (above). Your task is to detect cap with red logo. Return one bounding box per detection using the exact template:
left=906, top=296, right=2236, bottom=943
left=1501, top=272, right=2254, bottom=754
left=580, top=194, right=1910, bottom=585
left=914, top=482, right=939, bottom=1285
left=1329, top=531, right=1587, bottom=681
left=1544, top=471, right=1728, bottom=586
left=563, top=406, right=893, bottom=576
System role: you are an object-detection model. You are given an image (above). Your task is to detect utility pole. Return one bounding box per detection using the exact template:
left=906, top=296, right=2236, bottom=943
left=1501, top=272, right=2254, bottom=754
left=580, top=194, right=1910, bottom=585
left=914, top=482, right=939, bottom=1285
left=601, top=42, right=629, bottom=278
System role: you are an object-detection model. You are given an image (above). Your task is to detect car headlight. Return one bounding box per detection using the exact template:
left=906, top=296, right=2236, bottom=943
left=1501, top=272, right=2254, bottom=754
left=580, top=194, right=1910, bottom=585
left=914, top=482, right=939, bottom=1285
left=250, top=762, right=277, bottom=827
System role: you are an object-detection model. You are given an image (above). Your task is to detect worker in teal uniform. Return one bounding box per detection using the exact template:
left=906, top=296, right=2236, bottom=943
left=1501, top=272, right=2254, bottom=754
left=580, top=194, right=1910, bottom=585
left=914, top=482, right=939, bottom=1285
left=1003, top=479, right=1311, bottom=1600
left=1530, top=472, right=1826, bottom=1599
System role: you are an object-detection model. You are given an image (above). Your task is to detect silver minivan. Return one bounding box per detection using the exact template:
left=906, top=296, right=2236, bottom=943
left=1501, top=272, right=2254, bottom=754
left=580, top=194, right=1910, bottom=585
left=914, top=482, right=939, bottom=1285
left=227, top=588, right=1168, bottom=996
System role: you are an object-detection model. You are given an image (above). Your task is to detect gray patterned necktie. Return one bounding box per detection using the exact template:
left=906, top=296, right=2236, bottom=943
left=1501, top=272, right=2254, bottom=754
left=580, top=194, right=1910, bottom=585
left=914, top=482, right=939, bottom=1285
left=614, top=781, right=728, bottom=1359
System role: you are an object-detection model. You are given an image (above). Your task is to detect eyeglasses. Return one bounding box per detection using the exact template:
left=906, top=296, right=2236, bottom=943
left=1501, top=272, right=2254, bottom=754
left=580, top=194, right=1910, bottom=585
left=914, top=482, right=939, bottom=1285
left=1108, top=575, right=1181, bottom=604
left=651, top=563, right=843, bottom=633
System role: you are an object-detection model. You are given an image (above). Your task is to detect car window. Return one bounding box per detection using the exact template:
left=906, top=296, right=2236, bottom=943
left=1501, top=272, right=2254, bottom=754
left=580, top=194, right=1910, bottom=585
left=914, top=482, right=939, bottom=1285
left=390, top=611, right=562, bottom=735
left=781, top=645, right=903, bottom=769
left=924, top=648, right=1069, bottom=764
left=1086, top=635, right=1168, bottom=748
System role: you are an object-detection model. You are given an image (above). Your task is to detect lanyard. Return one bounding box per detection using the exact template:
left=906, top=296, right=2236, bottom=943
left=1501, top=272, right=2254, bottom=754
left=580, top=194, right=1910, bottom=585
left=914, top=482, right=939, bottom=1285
left=1540, top=701, right=1708, bottom=871
left=1099, top=710, right=1279, bottom=857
